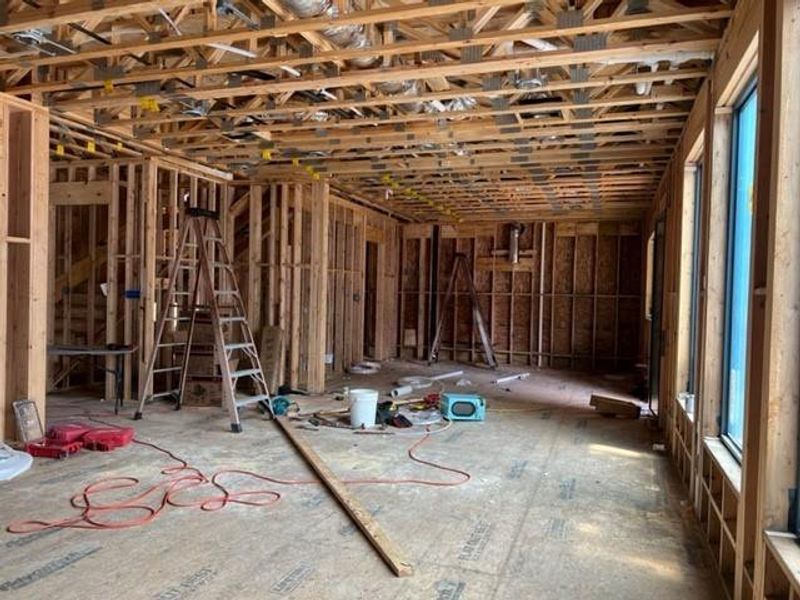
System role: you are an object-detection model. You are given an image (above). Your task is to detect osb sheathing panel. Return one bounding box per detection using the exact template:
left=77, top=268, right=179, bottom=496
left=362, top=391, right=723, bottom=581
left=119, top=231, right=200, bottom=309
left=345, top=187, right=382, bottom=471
left=399, top=220, right=643, bottom=370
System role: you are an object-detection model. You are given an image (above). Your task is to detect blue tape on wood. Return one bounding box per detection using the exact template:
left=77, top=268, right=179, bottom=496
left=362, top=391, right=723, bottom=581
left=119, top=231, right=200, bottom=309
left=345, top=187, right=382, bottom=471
left=124, top=289, right=141, bottom=299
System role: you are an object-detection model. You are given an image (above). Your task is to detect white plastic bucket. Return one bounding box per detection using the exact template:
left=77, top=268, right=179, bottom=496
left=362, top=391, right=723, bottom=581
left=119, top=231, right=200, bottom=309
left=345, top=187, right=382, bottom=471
left=349, top=388, right=379, bottom=428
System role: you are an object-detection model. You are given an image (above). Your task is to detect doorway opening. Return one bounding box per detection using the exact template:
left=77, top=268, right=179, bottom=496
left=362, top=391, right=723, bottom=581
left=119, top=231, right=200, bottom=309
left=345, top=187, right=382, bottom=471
left=364, top=241, right=378, bottom=358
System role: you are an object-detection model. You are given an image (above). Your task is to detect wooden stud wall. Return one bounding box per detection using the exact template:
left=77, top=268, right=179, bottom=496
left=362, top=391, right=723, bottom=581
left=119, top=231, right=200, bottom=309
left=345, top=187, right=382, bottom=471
left=234, top=182, right=400, bottom=393
left=648, top=1, right=800, bottom=599
left=48, top=158, right=231, bottom=402
left=0, top=93, right=49, bottom=441
left=399, top=220, right=642, bottom=370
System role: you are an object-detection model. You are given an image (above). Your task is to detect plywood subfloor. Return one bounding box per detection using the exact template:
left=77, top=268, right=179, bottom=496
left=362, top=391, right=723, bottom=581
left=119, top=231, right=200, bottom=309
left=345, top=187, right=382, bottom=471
left=0, top=361, right=722, bottom=599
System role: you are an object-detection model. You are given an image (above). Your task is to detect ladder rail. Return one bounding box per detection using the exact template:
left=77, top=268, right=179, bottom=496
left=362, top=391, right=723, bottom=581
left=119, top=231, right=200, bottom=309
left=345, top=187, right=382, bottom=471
left=428, top=253, right=498, bottom=369
left=427, top=255, right=461, bottom=365
left=135, top=219, right=193, bottom=417
left=460, top=257, right=498, bottom=368
left=176, top=269, right=204, bottom=410
left=208, top=229, right=270, bottom=389
left=194, top=218, right=243, bottom=431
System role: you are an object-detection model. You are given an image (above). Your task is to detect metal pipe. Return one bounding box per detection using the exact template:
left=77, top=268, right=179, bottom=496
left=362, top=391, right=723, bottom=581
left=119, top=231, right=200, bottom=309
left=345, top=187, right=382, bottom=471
left=509, top=223, right=524, bottom=264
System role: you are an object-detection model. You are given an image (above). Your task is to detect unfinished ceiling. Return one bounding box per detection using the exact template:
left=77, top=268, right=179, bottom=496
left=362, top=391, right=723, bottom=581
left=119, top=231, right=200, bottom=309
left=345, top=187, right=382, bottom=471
left=0, top=0, right=730, bottom=220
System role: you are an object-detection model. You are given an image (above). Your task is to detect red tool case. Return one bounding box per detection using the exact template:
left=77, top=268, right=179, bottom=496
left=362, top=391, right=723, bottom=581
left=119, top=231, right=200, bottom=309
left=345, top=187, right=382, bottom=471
left=82, top=427, right=135, bottom=451
left=25, top=438, right=84, bottom=459
left=24, top=423, right=135, bottom=458
left=47, top=423, right=94, bottom=444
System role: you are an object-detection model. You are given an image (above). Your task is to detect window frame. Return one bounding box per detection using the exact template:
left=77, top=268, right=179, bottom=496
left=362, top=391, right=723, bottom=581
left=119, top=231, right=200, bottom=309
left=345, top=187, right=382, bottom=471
left=686, top=162, right=704, bottom=396
left=720, top=79, right=759, bottom=459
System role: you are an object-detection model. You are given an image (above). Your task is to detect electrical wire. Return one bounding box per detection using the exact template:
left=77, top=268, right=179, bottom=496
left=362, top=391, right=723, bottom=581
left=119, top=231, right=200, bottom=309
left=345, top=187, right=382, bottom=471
left=6, top=416, right=469, bottom=534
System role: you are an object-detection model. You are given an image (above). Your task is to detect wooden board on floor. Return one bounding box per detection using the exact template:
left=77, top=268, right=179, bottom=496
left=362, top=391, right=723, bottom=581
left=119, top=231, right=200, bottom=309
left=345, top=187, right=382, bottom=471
left=589, top=394, right=641, bottom=419
left=275, top=416, right=413, bottom=578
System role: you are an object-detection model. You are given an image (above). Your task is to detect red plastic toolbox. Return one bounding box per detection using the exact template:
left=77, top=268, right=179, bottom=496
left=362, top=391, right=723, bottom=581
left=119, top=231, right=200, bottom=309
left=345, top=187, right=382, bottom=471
left=82, top=427, right=135, bottom=451
left=25, top=439, right=83, bottom=459
left=47, top=422, right=93, bottom=444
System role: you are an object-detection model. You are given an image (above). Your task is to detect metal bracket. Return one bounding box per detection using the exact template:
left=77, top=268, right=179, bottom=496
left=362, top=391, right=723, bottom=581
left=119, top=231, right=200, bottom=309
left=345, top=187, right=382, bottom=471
left=134, top=81, right=160, bottom=97
left=461, top=45, right=483, bottom=64
left=448, top=27, right=473, bottom=42
left=574, top=33, right=607, bottom=52
left=557, top=9, right=583, bottom=29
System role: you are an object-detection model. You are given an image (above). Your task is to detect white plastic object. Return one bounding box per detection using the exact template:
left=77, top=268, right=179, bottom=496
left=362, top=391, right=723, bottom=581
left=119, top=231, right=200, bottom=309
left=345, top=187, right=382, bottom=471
left=391, top=385, right=414, bottom=398
left=349, top=388, right=379, bottom=428
left=0, top=444, right=33, bottom=482
left=430, top=370, right=464, bottom=381
left=493, top=372, right=530, bottom=384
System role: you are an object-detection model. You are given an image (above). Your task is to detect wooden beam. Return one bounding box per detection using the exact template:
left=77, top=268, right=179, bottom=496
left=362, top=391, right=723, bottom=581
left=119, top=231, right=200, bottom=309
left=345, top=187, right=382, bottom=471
left=105, top=166, right=120, bottom=401
left=0, top=0, right=204, bottom=35
left=307, top=181, right=330, bottom=393
left=138, top=159, right=157, bottom=399
left=275, top=416, right=413, bottom=577
left=50, top=180, right=113, bottom=206
left=248, top=185, right=263, bottom=332
left=752, top=0, right=800, bottom=596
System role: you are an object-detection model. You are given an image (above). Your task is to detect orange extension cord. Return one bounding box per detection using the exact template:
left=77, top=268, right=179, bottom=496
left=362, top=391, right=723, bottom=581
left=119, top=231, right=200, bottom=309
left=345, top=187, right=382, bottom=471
left=6, top=416, right=470, bottom=534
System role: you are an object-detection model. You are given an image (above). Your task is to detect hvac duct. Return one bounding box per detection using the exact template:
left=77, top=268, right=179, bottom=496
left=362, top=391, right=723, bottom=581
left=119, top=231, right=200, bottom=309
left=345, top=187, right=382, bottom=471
left=509, top=224, right=525, bottom=264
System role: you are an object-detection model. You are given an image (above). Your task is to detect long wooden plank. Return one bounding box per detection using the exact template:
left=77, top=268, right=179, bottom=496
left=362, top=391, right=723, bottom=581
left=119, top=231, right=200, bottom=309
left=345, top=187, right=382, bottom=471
left=275, top=416, right=413, bottom=577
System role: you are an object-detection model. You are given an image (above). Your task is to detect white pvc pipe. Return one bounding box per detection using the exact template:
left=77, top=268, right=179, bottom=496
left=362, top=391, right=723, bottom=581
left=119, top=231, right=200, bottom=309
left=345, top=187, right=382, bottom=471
left=430, top=370, right=464, bottom=381
left=493, top=372, right=530, bottom=384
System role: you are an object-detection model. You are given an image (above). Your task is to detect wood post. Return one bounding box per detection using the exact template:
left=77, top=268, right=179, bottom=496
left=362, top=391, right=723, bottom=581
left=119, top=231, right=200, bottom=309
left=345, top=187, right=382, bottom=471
left=105, top=165, right=120, bottom=401
left=751, top=1, right=800, bottom=596
left=0, top=93, right=49, bottom=440
left=248, top=185, right=263, bottom=332
left=138, top=159, right=158, bottom=399
left=307, top=181, right=330, bottom=393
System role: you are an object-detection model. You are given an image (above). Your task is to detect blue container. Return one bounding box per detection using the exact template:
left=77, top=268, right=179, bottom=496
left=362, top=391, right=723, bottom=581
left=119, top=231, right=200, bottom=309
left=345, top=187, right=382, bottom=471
left=440, top=393, right=486, bottom=421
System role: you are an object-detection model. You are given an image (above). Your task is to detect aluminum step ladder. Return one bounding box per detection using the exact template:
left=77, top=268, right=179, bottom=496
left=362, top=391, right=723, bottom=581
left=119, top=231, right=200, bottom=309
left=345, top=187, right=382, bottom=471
left=134, top=207, right=272, bottom=432
left=428, top=253, right=498, bottom=369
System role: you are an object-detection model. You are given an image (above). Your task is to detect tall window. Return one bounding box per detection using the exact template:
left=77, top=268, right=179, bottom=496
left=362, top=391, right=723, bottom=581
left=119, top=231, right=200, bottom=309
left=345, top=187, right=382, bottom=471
left=722, top=83, right=758, bottom=453
left=687, top=163, right=703, bottom=395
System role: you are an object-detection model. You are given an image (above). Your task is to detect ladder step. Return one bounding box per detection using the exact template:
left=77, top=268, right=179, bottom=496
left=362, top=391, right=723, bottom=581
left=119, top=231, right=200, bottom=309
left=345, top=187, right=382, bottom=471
left=225, top=342, right=255, bottom=350
left=212, top=262, right=233, bottom=270
left=205, top=236, right=224, bottom=242
left=152, top=389, right=179, bottom=398
left=154, top=366, right=182, bottom=374
left=157, top=342, right=186, bottom=348
left=164, top=316, right=192, bottom=321
left=219, top=316, right=246, bottom=323
left=230, top=368, right=261, bottom=378
left=234, top=393, right=270, bottom=408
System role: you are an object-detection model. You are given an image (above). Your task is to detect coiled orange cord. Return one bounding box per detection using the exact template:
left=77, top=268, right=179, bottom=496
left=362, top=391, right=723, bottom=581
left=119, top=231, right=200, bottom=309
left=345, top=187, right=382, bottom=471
left=7, top=418, right=470, bottom=534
